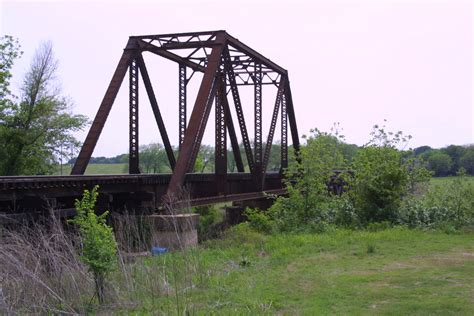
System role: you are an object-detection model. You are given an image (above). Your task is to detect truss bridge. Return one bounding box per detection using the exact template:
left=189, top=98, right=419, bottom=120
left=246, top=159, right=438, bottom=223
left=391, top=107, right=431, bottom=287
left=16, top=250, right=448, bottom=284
left=0, top=30, right=300, bottom=218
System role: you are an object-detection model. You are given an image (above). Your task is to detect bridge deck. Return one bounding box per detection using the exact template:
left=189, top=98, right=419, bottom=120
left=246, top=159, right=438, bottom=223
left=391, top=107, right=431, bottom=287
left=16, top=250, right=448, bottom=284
left=0, top=172, right=284, bottom=215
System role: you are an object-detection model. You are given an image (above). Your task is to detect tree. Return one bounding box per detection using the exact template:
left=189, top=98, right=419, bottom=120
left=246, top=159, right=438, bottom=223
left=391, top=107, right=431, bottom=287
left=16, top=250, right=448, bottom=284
left=70, top=186, right=117, bottom=304
left=269, top=128, right=348, bottom=231
left=460, top=146, right=474, bottom=175
left=349, top=125, right=429, bottom=223
left=0, top=38, right=88, bottom=175
left=139, top=142, right=170, bottom=173
left=0, top=35, right=22, bottom=102
left=194, top=144, right=214, bottom=173
left=413, top=145, right=432, bottom=156
left=424, top=150, right=453, bottom=176
left=442, top=145, right=466, bottom=175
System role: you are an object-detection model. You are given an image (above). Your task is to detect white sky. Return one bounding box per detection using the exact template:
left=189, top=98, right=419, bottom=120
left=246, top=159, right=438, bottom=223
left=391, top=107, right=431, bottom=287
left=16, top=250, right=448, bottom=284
left=1, top=0, right=473, bottom=157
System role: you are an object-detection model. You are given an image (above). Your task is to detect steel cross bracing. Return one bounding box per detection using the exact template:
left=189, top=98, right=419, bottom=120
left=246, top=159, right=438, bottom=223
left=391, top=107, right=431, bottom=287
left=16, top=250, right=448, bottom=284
left=71, top=30, right=300, bottom=202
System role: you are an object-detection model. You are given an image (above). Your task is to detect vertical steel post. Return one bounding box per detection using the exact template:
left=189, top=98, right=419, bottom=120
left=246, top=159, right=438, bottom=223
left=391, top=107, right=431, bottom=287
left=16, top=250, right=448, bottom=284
left=166, top=33, right=226, bottom=198
left=129, top=58, right=140, bottom=174
left=215, top=72, right=227, bottom=194
left=281, top=88, right=288, bottom=171
left=254, top=62, right=263, bottom=190
left=179, top=63, right=187, bottom=150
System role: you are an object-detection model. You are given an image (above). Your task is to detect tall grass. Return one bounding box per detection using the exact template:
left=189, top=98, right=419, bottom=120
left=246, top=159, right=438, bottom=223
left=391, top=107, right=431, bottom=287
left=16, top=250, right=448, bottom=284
left=0, top=213, right=92, bottom=314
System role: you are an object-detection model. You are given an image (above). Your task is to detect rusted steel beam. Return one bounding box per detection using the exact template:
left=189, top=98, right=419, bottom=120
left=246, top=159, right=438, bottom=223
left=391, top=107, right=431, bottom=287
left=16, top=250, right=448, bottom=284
left=215, top=73, right=227, bottom=195
left=176, top=188, right=287, bottom=208
left=225, top=32, right=287, bottom=75
left=129, top=58, right=140, bottom=174
left=284, top=76, right=300, bottom=156
left=224, top=49, right=254, bottom=173
left=136, top=54, right=176, bottom=170
left=166, top=33, right=226, bottom=198
left=253, top=62, right=263, bottom=190
left=263, top=79, right=285, bottom=175
left=71, top=44, right=135, bottom=175
left=138, top=40, right=206, bottom=73
left=178, top=64, right=187, bottom=149
left=161, top=41, right=219, bottom=50
left=281, top=90, right=288, bottom=171
left=132, top=30, right=220, bottom=41
left=222, top=93, right=244, bottom=173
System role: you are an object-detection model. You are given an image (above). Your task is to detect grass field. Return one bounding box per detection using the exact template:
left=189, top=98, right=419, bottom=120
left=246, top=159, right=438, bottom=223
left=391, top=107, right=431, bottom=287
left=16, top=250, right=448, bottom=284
left=431, top=175, right=474, bottom=187
left=116, top=227, right=474, bottom=315
left=54, top=163, right=127, bottom=175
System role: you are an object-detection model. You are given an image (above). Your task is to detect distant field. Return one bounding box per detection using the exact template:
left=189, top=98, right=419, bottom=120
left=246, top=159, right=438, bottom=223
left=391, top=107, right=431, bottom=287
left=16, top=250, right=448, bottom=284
left=54, top=163, right=127, bottom=175
left=430, top=176, right=474, bottom=187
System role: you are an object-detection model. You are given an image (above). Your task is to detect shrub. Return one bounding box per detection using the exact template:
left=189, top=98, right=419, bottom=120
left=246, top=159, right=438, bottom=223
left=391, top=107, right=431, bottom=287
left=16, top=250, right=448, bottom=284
left=193, top=205, right=221, bottom=240
left=244, top=208, right=274, bottom=234
left=351, top=146, right=409, bottom=223
left=349, top=124, right=430, bottom=224
left=398, top=170, right=474, bottom=229
left=269, top=126, right=349, bottom=232
left=69, top=186, right=117, bottom=304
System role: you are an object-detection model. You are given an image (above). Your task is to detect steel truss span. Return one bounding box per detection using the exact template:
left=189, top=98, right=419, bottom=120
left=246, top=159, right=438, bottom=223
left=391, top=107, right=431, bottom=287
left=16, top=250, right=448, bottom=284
left=0, top=31, right=300, bottom=214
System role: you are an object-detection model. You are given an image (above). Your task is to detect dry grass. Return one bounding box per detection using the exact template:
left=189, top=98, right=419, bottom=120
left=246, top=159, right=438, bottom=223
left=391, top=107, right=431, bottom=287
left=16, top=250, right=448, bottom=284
left=0, top=213, right=93, bottom=314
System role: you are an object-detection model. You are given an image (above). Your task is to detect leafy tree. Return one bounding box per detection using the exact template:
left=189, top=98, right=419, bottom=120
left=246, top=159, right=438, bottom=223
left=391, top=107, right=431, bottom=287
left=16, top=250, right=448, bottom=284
left=351, top=146, right=409, bottom=222
left=459, top=146, right=474, bottom=175
left=269, top=127, right=348, bottom=231
left=349, top=125, right=428, bottom=223
left=424, top=150, right=453, bottom=176
left=0, top=38, right=88, bottom=175
left=413, top=145, right=432, bottom=156
left=0, top=35, right=22, bottom=102
left=442, top=145, right=466, bottom=174
left=70, top=186, right=117, bottom=304
left=139, top=142, right=170, bottom=173
left=352, top=123, right=434, bottom=223
left=194, top=144, right=214, bottom=173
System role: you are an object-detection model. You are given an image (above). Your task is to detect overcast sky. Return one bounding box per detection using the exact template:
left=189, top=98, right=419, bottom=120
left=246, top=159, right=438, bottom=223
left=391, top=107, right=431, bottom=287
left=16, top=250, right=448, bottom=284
left=1, top=0, right=472, bottom=157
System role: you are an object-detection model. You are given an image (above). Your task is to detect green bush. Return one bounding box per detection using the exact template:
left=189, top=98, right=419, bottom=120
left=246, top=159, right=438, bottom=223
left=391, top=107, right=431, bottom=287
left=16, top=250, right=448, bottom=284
left=398, top=170, right=474, bottom=229
left=351, top=146, right=409, bottom=223
left=70, top=186, right=117, bottom=304
left=244, top=208, right=274, bottom=234
left=269, top=126, right=349, bottom=232
left=194, top=205, right=221, bottom=240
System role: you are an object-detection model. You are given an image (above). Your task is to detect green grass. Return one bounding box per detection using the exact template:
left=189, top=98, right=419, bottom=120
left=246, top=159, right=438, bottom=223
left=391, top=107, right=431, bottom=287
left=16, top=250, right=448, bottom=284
left=54, top=163, right=127, bottom=175
left=116, top=227, right=474, bottom=314
left=431, top=176, right=474, bottom=187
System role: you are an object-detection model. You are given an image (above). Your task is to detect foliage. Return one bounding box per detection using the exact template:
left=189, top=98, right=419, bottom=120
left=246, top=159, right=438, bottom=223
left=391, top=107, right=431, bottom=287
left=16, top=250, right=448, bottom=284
left=194, top=144, right=214, bottom=173
left=350, top=124, right=432, bottom=224
left=244, top=207, right=274, bottom=234
left=193, top=205, right=221, bottom=240
left=0, top=35, right=22, bottom=100
left=423, top=150, right=453, bottom=176
left=139, top=142, right=170, bottom=173
left=413, top=144, right=474, bottom=176
left=266, top=122, right=434, bottom=231
left=70, top=186, right=117, bottom=303
left=459, top=146, right=474, bottom=174
left=0, top=38, right=88, bottom=175
left=268, top=124, right=349, bottom=232
left=351, top=146, right=408, bottom=223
